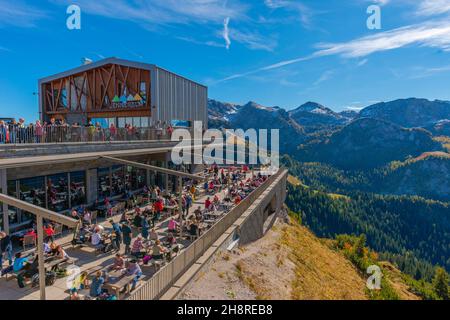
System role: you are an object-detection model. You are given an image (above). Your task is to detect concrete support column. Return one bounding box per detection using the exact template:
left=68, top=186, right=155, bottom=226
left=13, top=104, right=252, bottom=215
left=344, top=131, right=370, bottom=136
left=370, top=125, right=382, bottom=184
left=0, top=169, right=9, bottom=234
left=86, top=169, right=98, bottom=204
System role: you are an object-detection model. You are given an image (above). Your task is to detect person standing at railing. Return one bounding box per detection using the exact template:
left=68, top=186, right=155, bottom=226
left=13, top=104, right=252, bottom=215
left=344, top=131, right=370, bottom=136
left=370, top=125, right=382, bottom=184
left=26, top=123, right=34, bottom=144
left=109, top=123, right=117, bottom=141
left=86, top=121, right=95, bottom=142
left=9, top=120, right=17, bottom=144
left=18, top=118, right=26, bottom=143
left=167, top=124, right=174, bottom=139
left=60, top=119, right=70, bottom=143
left=47, top=118, right=58, bottom=143
left=35, top=120, right=43, bottom=143
left=155, top=120, right=163, bottom=140
left=0, top=121, right=5, bottom=143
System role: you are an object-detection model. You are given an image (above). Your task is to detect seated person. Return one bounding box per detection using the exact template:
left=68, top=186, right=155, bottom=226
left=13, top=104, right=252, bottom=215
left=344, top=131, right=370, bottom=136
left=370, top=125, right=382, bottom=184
left=89, top=271, right=105, bottom=298
left=151, top=240, right=167, bottom=260
left=48, top=242, right=59, bottom=256
left=110, top=253, right=125, bottom=271
left=204, top=198, right=212, bottom=211
left=165, top=232, right=177, bottom=247
left=125, top=260, right=142, bottom=291
left=56, top=245, right=70, bottom=260
left=83, top=211, right=91, bottom=224
left=13, top=253, right=34, bottom=288
left=149, top=228, right=159, bottom=242
left=131, top=236, right=144, bottom=258
left=189, top=221, right=199, bottom=238
left=91, top=230, right=104, bottom=250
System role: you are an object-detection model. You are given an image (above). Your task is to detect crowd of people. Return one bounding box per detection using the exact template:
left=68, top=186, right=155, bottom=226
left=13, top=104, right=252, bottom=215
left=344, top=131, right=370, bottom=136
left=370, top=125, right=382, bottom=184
left=0, top=118, right=175, bottom=144
left=0, top=164, right=270, bottom=300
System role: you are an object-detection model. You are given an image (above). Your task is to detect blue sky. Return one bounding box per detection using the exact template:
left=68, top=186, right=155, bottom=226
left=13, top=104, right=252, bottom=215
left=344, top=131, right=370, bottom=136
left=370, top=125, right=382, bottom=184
left=1, top=0, right=450, bottom=121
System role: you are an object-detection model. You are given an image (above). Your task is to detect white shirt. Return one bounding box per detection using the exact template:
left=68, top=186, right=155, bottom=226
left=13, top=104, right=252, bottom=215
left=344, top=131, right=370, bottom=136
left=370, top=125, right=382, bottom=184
left=91, top=232, right=102, bottom=246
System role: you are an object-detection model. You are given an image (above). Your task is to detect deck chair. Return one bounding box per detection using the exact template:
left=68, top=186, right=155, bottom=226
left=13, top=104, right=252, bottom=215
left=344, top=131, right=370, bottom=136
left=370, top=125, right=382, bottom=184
left=23, top=234, right=37, bottom=250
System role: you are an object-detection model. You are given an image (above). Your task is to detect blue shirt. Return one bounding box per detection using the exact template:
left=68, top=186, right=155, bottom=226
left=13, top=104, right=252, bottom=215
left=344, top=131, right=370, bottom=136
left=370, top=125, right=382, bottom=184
left=13, top=257, right=29, bottom=272
left=90, top=276, right=105, bottom=297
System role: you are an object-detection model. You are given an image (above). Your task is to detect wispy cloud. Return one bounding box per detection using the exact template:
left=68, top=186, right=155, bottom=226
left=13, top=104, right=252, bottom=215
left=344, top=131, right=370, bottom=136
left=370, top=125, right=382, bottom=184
left=229, top=28, right=277, bottom=52
left=0, top=1, right=47, bottom=28
left=409, top=64, right=450, bottom=79
left=219, top=18, right=450, bottom=81
left=264, top=0, right=314, bottom=29
left=357, top=59, right=369, bottom=67
left=313, top=70, right=334, bottom=86
left=176, top=36, right=225, bottom=48
left=52, top=0, right=247, bottom=25
left=417, top=0, right=450, bottom=16
left=223, top=17, right=231, bottom=50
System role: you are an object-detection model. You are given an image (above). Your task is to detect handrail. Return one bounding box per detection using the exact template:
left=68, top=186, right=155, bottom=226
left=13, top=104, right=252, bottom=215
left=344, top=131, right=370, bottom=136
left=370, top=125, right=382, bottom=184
left=127, top=168, right=285, bottom=300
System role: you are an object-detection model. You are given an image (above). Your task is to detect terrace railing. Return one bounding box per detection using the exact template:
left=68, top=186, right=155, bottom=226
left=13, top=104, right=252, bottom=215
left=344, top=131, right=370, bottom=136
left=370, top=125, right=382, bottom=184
left=0, top=125, right=185, bottom=144
left=127, top=168, right=286, bottom=300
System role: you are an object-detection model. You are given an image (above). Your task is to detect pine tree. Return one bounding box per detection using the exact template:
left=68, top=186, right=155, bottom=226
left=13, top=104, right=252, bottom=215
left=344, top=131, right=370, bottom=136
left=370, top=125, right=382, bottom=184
left=433, top=267, right=449, bottom=300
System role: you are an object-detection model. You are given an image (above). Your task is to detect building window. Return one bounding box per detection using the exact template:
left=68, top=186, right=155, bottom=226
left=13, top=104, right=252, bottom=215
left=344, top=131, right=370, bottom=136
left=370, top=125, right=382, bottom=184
left=47, top=173, right=69, bottom=212
left=98, top=167, right=111, bottom=199
left=111, top=166, right=125, bottom=197
left=19, top=177, right=46, bottom=209
left=70, top=171, right=86, bottom=207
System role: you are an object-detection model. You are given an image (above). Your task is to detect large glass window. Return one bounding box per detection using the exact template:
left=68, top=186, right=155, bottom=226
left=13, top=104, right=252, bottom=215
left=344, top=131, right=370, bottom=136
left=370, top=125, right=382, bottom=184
left=19, top=177, right=46, bottom=208
left=111, top=166, right=125, bottom=197
left=47, top=173, right=69, bottom=212
left=70, top=171, right=86, bottom=207
left=98, top=167, right=111, bottom=199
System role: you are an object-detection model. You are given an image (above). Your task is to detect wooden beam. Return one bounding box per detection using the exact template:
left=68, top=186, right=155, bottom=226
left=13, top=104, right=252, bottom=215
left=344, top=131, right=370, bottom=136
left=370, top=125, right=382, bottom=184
left=101, top=66, right=114, bottom=109
left=100, top=156, right=205, bottom=181
left=0, top=194, right=79, bottom=228
left=37, top=216, right=46, bottom=300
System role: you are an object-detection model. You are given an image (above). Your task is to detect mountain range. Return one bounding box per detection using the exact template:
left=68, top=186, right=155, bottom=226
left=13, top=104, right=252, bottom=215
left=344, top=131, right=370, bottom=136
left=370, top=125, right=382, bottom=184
left=208, top=97, right=450, bottom=201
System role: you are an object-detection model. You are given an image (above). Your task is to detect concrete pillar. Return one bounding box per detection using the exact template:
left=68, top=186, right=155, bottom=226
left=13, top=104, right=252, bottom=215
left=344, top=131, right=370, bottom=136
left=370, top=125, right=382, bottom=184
left=86, top=169, right=98, bottom=204
left=0, top=169, right=9, bottom=234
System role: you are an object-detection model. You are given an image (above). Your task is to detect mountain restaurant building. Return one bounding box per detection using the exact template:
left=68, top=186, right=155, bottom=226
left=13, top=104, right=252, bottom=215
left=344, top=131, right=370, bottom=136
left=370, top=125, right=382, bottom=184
left=0, top=58, right=208, bottom=234
left=38, top=57, right=208, bottom=128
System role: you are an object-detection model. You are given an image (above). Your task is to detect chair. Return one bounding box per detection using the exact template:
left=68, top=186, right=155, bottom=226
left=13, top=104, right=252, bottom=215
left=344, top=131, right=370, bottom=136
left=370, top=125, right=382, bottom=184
left=53, top=224, right=63, bottom=239
left=90, top=211, right=98, bottom=224
left=23, top=234, right=36, bottom=250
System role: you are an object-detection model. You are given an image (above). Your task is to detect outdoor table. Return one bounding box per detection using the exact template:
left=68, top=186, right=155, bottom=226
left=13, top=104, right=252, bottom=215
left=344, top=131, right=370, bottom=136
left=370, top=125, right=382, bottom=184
left=103, top=269, right=136, bottom=299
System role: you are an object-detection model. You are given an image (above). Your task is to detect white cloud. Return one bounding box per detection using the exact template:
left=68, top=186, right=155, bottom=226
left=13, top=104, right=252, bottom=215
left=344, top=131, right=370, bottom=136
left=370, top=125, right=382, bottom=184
left=223, top=17, right=231, bottom=50
left=219, top=18, right=450, bottom=81
left=0, top=1, right=47, bottom=28
left=51, top=0, right=247, bottom=25
left=229, top=28, right=277, bottom=52
left=417, top=0, right=450, bottom=16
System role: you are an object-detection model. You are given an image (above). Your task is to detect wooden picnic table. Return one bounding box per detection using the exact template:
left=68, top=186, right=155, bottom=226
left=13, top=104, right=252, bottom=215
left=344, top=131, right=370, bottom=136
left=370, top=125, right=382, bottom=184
left=103, top=269, right=136, bottom=299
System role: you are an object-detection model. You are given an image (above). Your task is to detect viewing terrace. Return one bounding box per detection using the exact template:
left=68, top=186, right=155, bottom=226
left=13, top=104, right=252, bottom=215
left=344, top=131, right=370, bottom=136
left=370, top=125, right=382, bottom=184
left=0, top=134, right=287, bottom=300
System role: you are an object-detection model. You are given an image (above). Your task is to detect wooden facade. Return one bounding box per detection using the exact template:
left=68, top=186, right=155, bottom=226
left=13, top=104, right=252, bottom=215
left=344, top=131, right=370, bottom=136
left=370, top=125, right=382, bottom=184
left=39, top=58, right=208, bottom=127
left=41, top=63, right=150, bottom=123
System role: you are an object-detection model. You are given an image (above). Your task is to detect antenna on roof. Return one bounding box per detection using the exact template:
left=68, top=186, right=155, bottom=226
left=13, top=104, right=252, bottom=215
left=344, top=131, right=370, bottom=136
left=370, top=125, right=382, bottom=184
left=81, top=57, right=93, bottom=65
